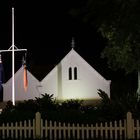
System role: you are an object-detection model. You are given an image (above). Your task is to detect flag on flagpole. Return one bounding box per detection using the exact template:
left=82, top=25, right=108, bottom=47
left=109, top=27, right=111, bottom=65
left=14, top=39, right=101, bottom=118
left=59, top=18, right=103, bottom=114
left=23, top=54, right=28, bottom=92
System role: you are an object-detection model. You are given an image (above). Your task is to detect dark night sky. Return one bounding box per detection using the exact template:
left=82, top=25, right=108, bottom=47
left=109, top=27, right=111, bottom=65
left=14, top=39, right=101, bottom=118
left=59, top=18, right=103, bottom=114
left=0, top=0, right=137, bottom=95
left=0, top=0, right=113, bottom=81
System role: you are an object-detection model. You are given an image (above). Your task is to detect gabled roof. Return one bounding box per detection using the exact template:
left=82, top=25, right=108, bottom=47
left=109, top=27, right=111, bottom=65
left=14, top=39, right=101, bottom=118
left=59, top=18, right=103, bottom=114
left=3, top=48, right=110, bottom=84
left=41, top=48, right=110, bottom=83
left=64, top=48, right=110, bottom=81
left=3, top=66, right=39, bottom=85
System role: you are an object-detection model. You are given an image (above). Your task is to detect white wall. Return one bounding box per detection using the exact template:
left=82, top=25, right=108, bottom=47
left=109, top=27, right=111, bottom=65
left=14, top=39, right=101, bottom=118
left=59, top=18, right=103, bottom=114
left=41, top=49, right=111, bottom=100
left=3, top=49, right=111, bottom=102
left=41, top=67, right=58, bottom=98
left=3, top=67, right=41, bottom=101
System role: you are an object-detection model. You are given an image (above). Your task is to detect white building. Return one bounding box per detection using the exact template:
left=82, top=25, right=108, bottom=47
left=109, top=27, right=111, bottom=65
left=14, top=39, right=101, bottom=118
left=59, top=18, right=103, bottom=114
left=3, top=41, right=111, bottom=102
left=41, top=47, right=111, bottom=101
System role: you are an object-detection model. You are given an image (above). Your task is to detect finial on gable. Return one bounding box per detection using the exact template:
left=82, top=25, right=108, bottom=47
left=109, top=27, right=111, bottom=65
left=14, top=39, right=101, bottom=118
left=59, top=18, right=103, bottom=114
left=71, top=37, right=75, bottom=49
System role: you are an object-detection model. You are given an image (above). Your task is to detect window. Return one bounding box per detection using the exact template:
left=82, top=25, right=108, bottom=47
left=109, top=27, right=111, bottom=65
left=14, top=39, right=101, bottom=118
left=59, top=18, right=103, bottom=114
left=69, top=67, right=72, bottom=80
left=68, top=67, right=78, bottom=80
left=74, top=67, right=77, bottom=80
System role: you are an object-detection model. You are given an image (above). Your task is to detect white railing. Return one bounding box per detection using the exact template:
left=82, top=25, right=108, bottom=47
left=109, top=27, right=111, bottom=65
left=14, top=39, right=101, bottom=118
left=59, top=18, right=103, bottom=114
left=0, top=112, right=139, bottom=139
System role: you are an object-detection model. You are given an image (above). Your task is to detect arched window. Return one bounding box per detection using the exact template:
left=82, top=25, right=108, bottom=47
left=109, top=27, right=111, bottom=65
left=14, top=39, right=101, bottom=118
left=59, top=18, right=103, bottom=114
left=74, top=67, right=77, bottom=80
left=68, top=67, right=72, bottom=80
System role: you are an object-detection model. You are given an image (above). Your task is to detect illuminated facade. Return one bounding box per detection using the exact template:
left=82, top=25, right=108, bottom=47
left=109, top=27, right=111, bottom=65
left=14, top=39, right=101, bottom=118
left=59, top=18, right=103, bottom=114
left=3, top=48, right=111, bottom=101
left=41, top=48, right=111, bottom=100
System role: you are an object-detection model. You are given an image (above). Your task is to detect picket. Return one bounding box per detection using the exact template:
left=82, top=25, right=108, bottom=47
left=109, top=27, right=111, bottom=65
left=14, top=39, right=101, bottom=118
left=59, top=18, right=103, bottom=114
left=0, top=112, right=138, bottom=139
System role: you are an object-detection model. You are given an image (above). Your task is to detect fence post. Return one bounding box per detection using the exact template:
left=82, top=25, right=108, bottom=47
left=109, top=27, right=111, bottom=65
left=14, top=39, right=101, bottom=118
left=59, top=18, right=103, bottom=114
left=126, top=112, right=133, bottom=139
left=35, top=112, right=41, bottom=138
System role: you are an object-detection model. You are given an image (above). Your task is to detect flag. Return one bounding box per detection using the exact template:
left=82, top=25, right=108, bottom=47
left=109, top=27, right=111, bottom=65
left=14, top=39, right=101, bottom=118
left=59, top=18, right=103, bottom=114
left=23, top=55, right=28, bottom=92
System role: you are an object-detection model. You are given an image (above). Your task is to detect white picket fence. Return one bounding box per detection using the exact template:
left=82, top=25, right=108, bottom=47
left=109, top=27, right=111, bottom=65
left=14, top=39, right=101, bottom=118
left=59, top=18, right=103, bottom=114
left=0, top=112, right=139, bottom=139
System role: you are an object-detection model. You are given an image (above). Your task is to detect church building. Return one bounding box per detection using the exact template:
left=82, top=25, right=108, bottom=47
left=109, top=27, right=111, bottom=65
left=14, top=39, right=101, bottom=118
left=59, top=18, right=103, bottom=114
left=41, top=39, right=111, bottom=101
left=3, top=39, right=111, bottom=102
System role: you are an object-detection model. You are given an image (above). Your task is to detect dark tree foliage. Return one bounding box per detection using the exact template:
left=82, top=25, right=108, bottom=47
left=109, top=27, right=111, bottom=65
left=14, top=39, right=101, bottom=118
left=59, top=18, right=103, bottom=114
left=70, top=0, right=140, bottom=73
left=69, top=0, right=140, bottom=98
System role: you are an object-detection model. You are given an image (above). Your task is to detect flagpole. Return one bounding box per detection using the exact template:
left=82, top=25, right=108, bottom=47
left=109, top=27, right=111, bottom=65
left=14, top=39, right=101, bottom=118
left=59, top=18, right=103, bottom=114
left=0, top=7, right=27, bottom=105
left=12, top=7, right=15, bottom=105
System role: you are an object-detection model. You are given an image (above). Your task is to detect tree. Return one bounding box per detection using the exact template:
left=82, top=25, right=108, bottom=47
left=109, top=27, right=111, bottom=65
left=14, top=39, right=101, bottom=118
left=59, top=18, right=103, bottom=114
left=70, top=0, right=140, bottom=97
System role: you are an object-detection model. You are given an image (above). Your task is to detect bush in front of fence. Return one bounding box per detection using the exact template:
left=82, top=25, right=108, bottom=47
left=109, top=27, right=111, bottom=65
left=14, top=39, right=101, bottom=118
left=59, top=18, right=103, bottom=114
left=0, top=92, right=127, bottom=124
left=0, top=89, right=140, bottom=124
